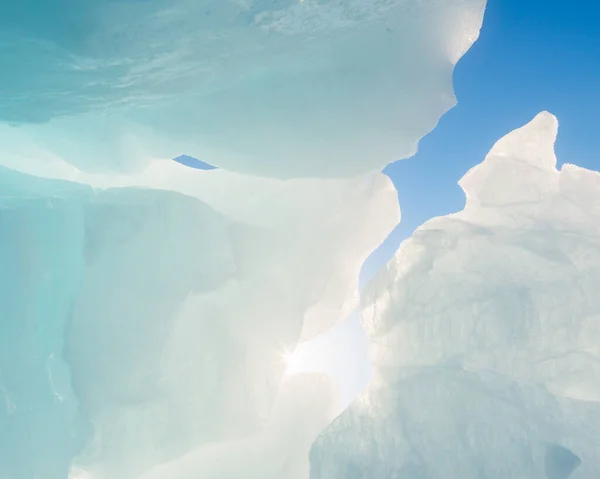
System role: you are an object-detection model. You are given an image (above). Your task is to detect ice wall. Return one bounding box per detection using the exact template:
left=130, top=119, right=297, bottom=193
left=0, top=164, right=398, bottom=478
left=311, top=113, right=600, bottom=479
left=0, top=0, right=485, bottom=177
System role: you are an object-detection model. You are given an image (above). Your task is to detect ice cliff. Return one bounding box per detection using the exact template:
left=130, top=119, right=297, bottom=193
left=311, top=112, right=600, bottom=479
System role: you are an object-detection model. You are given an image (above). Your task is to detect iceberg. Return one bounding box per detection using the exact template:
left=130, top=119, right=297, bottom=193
left=311, top=113, right=600, bottom=479
left=0, top=0, right=485, bottom=177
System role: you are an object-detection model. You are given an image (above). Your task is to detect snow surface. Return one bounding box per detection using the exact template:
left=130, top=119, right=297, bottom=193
left=311, top=112, right=600, bottom=479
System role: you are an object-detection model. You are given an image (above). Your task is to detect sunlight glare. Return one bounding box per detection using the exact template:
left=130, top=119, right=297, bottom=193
left=283, top=348, right=311, bottom=375
left=281, top=313, right=372, bottom=408
left=69, top=468, right=93, bottom=479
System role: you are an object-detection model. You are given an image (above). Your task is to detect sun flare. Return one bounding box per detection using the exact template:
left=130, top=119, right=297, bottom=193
left=283, top=349, right=305, bottom=375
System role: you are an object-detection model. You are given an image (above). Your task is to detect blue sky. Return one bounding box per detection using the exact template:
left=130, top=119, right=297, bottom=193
left=362, top=0, right=600, bottom=282
left=318, top=0, right=600, bottom=407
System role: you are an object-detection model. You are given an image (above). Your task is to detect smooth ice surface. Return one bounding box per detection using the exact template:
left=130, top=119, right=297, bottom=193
left=0, top=0, right=485, bottom=177
left=0, top=162, right=398, bottom=479
left=311, top=112, right=600, bottom=478
left=0, top=170, right=90, bottom=479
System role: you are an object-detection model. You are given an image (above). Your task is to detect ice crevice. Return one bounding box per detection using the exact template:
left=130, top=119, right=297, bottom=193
left=2, top=1, right=600, bottom=479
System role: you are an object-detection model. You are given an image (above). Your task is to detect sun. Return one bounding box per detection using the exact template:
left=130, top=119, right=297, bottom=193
left=282, top=337, right=334, bottom=376
left=278, top=314, right=373, bottom=409
left=283, top=348, right=306, bottom=375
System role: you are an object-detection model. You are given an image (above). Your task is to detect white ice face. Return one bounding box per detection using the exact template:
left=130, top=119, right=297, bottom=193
left=312, top=113, right=600, bottom=479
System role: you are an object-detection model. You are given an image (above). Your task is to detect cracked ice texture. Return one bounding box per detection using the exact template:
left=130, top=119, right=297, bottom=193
left=0, top=0, right=485, bottom=177
left=310, top=112, right=600, bottom=479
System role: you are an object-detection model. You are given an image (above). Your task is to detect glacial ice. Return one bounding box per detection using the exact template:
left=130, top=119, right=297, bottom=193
left=0, top=0, right=485, bottom=177
left=0, top=3, right=487, bottom=472
left=10, top=2, right=600, bottom=479
left=0, top=162, right=399, bottom=478
left=311, top=112, right=600, bottom=479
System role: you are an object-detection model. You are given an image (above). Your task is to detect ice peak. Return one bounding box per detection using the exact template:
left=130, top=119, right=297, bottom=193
left=488, top=111, right=559, bottom=169
left=459, top=111, right=559, bottom=207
